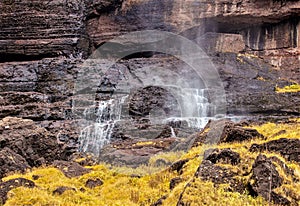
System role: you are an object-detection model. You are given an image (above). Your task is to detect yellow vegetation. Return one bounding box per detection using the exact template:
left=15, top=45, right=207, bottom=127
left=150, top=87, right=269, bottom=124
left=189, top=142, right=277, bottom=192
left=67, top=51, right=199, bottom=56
left=2, top=119, right=300, bottom=206
left=275, top=83, right=300, bottom=93
left=237, top=53, right=259, bottom=63
left=237, top=53, right=259, bottom=59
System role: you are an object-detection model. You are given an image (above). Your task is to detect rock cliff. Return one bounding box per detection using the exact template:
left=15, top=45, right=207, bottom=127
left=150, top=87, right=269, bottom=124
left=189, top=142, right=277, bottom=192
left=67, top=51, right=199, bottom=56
left=0, top=1, right=300, bottom=205
left=0, top=0, right=299, bottom=176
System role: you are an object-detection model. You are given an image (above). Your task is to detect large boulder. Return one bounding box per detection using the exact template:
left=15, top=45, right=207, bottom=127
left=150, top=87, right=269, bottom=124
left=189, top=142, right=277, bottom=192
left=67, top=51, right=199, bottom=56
left=0, top=147, right=30, bottom=179
left=248, top=154, right=290, bottom=205
left=191, top=120, right=264, bottom=147
left=250, top=138, right=300, bottom=163
left=0, top=117, right=74, bottom=178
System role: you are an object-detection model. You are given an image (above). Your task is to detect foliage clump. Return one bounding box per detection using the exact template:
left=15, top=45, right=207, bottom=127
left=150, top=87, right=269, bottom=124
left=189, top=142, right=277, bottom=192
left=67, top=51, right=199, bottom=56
left=276, top=83, right=300, bottom=93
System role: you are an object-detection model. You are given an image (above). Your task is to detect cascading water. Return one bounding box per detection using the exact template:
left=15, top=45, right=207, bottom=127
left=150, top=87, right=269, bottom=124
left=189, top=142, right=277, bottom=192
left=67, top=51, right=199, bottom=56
left=78, top=85, right=218, bottom=157
left=79, top=96, right=127, bottom=155
left=162, top=86, right=215, bottom=129
left=170, top=127, right=176, bottom=137
left=74, top=29, right=230, bottom=169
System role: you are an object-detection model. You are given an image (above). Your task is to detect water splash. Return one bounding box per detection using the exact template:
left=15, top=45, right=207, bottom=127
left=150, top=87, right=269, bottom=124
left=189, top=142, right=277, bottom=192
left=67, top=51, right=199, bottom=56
left=162, top=87, right=214, bottom=129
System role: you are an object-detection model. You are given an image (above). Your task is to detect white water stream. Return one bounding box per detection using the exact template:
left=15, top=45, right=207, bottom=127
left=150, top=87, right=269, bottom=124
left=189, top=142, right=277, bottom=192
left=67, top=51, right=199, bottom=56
left=79, top=96, right=127, bottom=155
left=78, top=86, right=241, bottom=156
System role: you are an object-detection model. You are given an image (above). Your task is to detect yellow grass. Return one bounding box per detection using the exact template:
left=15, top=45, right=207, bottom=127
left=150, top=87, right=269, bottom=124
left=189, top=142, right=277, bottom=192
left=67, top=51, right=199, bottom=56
left=276, top=84, right=300, bottom=93
left=2, top=119, right=300, bottom=206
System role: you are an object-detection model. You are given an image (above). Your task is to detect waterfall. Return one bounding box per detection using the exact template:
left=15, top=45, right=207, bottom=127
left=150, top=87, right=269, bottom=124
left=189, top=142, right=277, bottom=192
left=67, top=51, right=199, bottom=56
left=163, top=87, right=214, bottom=129
left=170, top=127, right=176, bottom=137
left=78, top=86, right=223, bottom=157
left=78, top=96, right=127, bottom=155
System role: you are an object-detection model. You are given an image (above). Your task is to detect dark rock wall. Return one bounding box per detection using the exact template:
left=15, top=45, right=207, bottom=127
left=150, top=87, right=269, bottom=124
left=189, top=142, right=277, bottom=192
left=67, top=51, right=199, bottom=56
left=0, top=0, right=89, bottom=60
left=0, top=0, right=299, bottom=146
left=86, top=0, right=300, bottom=82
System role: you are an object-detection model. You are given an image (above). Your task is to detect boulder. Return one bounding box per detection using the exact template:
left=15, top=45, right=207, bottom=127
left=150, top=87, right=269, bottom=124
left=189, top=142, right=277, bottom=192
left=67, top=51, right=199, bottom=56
left=0, top=147, right=30, bottom=179
left=250, top=138, right=300, bottom=163
left=0, top=117, right=65, bottom=165
left=248, top=154, right=290, bottom=205
left=169, top=177, right=182, bottom=190
left=0, top=117, right=74, bottom=178
left=85, top=178, right=104, bottom=189
left=53, top=186, right=76, bottom=195
left=204, top=148, right=241, bottom=165
left=168, top=159, right=190, bottom=174
left=191, top=120, right=264, bottom=147
left=196, top=160, right=237, bottom=185
left=0, top=178, right=35, bottom=205
left=53, top=160, right=91, bottom=178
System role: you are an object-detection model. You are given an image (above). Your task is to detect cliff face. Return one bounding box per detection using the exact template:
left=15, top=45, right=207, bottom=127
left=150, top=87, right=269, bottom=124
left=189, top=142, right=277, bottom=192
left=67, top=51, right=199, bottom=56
left=0, top=0, right=89, bottom=60
left=0, top=0, right=299, bottom=160
left=1, top=0, right=299, bottom=61
left=87, top=0, right=300, bottom=82
left=1, top=2, right=300, bottom=205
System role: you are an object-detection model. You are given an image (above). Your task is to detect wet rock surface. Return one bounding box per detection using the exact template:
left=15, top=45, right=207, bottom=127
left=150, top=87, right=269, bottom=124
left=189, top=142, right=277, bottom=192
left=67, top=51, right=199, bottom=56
left=0, top=1, right=299, bottom=205
left=0, top=0, right=298, bottom=153
left=129, top=86, right=181, bottom=118
left=99, top=137, right=179, bottom=168
left=0, top=178, right=35, bottom=205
